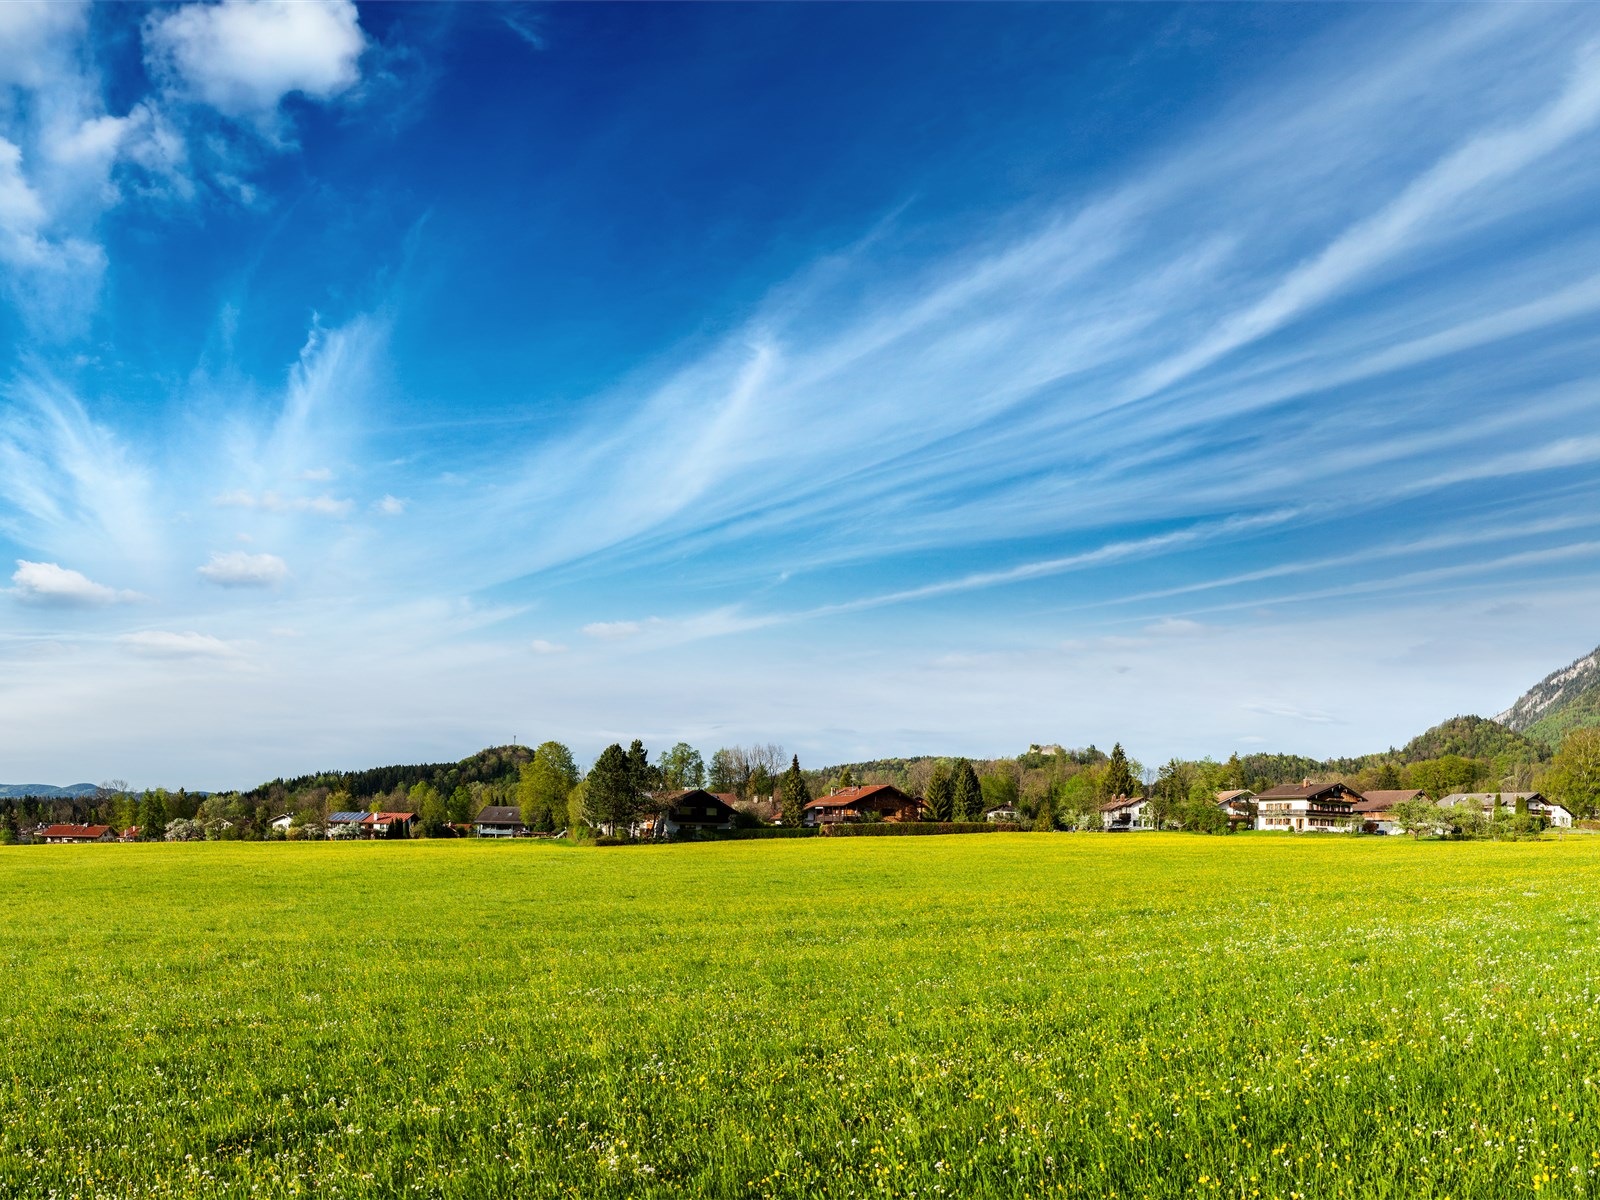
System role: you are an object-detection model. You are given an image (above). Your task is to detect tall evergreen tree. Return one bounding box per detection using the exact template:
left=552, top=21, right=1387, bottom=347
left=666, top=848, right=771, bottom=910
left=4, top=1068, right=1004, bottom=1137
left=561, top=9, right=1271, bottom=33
left=925, top=762, right=954, bottom=822
left=952, top=759, right=983, bottom=822
left=779, top=755, right=810, bottom=827
left=832, top=765, right=856, bottom=790
left=586, top=743, right=637, bottom=834
left=1104, top=742, right=1139, bottom=800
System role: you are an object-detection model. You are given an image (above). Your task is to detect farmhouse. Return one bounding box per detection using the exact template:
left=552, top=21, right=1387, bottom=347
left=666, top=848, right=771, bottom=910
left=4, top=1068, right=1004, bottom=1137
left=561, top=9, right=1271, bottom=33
left=1438, top=792, right=1574, bottom=828
left=984, top=802, right=1021, bottom=822
left=118, top=825, right=141, bottom=842
left=269, top=814, right=294, bottom=833
left=1215, top=789, right=1255, bottom=829
left=1352, top=789, right=1426, bottom=835
left=360, top=812, right=417, bottom=839
left=638, top=789, right=739, bottom=838
left=474, top=805, right=527, bottom=837
left=1101, top=795, right=1152, bottom=830
left=39, top=824, right=115, bottom=843
left=328, top=811, right=367, bottom=836
left=1253, top=781, right=1360, bottom=832
left=804, top=784, right=921, bottom=826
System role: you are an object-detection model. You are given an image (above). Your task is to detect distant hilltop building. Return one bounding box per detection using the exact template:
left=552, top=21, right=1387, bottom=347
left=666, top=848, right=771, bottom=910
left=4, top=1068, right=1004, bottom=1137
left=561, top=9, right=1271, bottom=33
left=1029, top=743, right=1064, bottom=756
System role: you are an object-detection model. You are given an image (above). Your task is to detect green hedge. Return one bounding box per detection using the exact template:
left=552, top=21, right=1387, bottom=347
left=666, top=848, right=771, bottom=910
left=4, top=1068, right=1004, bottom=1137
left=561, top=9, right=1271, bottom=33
left=820, top=822, right=1019, bottom=837
left=713, top=827, right=819, bottom=839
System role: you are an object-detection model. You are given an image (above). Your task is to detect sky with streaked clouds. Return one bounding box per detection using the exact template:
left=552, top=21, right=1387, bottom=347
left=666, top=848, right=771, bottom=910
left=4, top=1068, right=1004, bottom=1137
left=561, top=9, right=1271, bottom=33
left=4, top=2, right=1600, bottom=787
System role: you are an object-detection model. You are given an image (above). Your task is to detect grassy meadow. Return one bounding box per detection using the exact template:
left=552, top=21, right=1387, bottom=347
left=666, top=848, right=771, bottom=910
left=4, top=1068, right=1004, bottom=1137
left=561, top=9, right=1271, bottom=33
left=4, top=834, right=1600, bottom=1198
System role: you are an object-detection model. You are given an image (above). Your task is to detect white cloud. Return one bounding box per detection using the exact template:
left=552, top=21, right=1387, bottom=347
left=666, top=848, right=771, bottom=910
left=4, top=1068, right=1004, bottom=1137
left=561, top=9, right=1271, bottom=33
left=144, top=0, right=366, bottom=119
left=118, top=630, right=242, bottom=659
left=9, top=560, right=140, bottom=606
left=374, top=494, right=405, bottom=516
left=299, top=466, right=334, bottom=482
left=197, top=550, right=289, bottom=588
left=530, top=639, right=566, bottom=655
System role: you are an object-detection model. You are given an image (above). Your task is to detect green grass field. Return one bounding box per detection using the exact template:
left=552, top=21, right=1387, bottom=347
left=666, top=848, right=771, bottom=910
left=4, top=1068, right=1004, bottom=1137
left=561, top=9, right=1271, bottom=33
left=5, top=835, right=1600, bottom=1199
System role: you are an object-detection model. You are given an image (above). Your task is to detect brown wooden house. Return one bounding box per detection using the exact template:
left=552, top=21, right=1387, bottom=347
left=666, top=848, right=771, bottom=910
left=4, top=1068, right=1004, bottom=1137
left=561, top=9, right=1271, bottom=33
left=803, top=784, right=922, bottom=826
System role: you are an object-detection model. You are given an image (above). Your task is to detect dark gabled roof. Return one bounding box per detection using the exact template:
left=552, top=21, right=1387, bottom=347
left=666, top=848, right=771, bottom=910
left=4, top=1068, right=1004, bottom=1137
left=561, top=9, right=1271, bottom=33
left=476, top=805, right=524, bottom=824
left=1255, top=781, right=1358, bottom=803
left=805, top=784, right=917, bottom=811
left=1099, top=795, right=1144, bottom=813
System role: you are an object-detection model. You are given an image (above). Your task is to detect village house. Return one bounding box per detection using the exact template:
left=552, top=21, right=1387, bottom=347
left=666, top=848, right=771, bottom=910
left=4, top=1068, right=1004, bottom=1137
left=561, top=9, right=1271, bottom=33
left=1253, top=781, right=1360, bottom=832
left=1352, top=789, right=1427, bottom=835
left=39, top=824, right=115, bottom=843
left=117, top=825, right=141, bottom=842
left=1438, top=792, right=1574, bottom=829
left=803, top=784, right=922, bottom=826
left=1215, top=789, right=1256, bottom=830
left=1100, top=794, right=1152, bottom=830
left=269, top=814, right=294, bottom=833
left=636, top=789, right=740, bottom=838
left=983, top=802, right=1021, bottom=823
left=474, top=805, right=527, bottom=837
left=327, top=811, right=367, bottom=837
left=359, top=811, right=417, bottom=839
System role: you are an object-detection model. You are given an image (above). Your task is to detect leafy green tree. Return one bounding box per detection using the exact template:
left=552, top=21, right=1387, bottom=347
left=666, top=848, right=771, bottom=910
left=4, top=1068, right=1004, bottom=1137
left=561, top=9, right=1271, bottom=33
left=1392, top=796, right=1449, bottom=838
left=924, top=762, right=954, bottom=822
left=1149, top=759, right=1192, bottom=830
left=447, top=786, right=474, bottom=825
left=412, top=782, right=448, bottom=837
left=1103, top=743, right=1139, bottom=800
left=518, top=741, right=580, bottom=831
left=708, top=748, right=743, bottom=794
left=1372, top=760, right=1402, bottom=790
left=952, top=759, right=983, bottom=822
left=1545, top=727, right=1600, bottom=818
left=1032, top=790, right=1054, bottom=832
left=779, top=755, right=810, bottom=827
left=747, top=764, right=774, bottom=801
left=979, top=771, right=1019, bottom=812
left=658, top=742, right=705, bottom=790
left=585, top=744, right=637, bottom=835
left=1406, top=754, right=1484, bottom=799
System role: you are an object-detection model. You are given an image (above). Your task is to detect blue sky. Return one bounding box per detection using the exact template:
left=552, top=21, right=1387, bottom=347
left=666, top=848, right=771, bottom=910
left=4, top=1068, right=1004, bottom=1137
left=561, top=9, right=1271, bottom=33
left=4, top=2, right=1600, bottom=787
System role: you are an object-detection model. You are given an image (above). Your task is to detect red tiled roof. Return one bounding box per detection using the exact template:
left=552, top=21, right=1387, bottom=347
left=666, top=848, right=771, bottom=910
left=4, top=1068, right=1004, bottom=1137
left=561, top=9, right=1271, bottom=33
left=41, top=824, right=111, bottom=839
left=361, top=812, right=415, bottom=824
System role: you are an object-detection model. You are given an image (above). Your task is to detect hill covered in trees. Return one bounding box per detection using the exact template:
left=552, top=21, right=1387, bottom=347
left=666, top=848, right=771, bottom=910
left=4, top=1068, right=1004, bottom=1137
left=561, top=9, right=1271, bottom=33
left=1496, top=642, right=1600, bottom=746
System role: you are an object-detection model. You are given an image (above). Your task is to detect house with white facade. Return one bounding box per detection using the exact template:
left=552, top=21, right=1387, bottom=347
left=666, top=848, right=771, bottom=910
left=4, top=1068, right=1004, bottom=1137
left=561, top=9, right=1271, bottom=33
left=1439, top=792, right=1573, bottom=829
left=1101, top=794, right=1152, bottom=830
left=1254, top=781, right=1360, bottom=832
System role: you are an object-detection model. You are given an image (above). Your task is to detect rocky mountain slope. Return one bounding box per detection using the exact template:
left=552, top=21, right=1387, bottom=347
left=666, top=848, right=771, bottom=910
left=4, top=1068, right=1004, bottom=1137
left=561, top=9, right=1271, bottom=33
left=1496, top=643, right=1600, bottom=746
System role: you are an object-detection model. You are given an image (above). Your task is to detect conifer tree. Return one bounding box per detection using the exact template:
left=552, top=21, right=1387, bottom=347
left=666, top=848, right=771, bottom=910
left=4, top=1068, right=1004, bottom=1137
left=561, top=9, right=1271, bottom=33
left=1104, top=742, right=1139, bottom=800
left=586, top=743, right=636, bottom=834
left=1033, top=790, right=1054, bottom=832
left=925, top=762, right=954, bottom=822
left=952, top=759, right=983, bottom=822
left=780, top=755, right=810, bottom=827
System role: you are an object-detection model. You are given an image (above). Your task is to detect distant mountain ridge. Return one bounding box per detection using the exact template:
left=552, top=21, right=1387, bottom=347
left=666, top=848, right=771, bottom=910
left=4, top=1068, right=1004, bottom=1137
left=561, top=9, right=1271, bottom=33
left=0, top=783, right=101, bottom=799
left=1496, top=643, right=1600, bottom=745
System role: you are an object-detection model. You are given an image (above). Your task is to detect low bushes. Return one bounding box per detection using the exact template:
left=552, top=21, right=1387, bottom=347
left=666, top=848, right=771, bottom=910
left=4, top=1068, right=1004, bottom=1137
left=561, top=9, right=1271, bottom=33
left=821, top=821, right=1018, bottom=837
left=714, top=827, right=819, bottom=839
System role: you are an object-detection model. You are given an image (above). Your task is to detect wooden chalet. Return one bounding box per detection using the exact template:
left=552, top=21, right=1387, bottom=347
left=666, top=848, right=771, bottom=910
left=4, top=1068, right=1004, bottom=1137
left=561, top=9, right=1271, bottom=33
left=803, top=784, right=921, bottom=827
left=39, top=824, right=115, bottom=844
left=1254, top=781, right=1360, bottom=832
left=1352, top=789, right=1426, bottom=835
left=474, top=805, right=527, bottom=838
left=637, top=789, right=740, bottom=838
left=1215, top=789, right=1256, bottom=829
